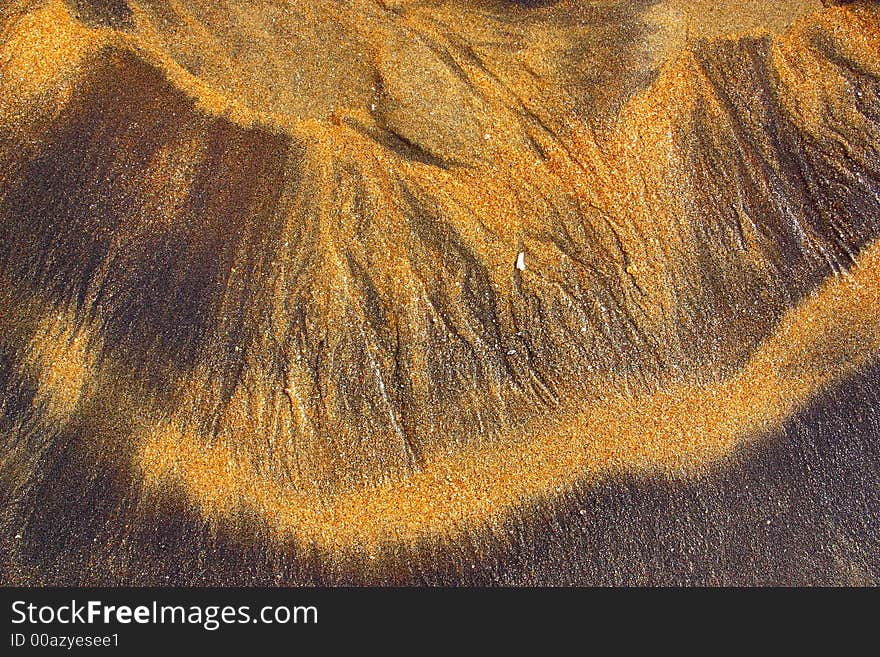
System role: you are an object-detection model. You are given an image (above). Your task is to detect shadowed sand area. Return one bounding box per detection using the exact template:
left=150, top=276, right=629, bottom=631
left=2, top=0, right=880, bottom=583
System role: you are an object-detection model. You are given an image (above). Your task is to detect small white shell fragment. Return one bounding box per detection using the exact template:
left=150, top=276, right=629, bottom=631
left=516, top=251, right=526, bottom=271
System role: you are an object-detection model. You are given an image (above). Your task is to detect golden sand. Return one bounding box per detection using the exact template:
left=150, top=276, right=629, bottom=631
left=3, top=0, right=880, bottom=563
left=136, top=235, right=880, bottom=554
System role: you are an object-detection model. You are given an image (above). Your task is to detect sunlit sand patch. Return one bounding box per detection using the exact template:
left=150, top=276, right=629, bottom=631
left=24, top=308, right=99, bottom=425
left=646, top=0, right=822, bottom=65
left=0, top=1, right=95, bottom=131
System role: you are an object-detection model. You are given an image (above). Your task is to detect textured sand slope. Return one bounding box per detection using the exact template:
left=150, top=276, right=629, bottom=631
left=1, top=0, right=879, bottom=583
